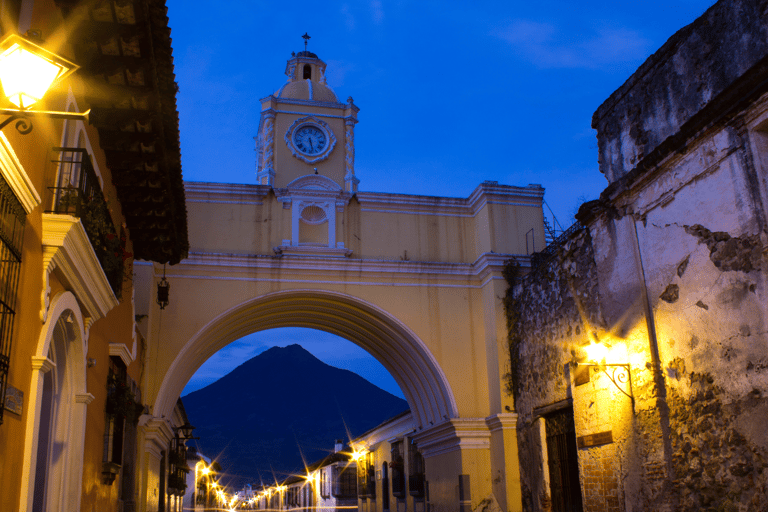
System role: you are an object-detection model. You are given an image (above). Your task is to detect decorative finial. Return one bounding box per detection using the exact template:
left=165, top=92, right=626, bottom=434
left=347, top=96, right=354, bottom=105
left=302, top=32, right=311, bottom=52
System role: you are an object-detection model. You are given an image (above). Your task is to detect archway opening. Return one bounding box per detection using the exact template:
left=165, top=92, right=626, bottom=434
left=154, top=290, right=458, bottom=497
left=180, top=327, right=409, bottom=490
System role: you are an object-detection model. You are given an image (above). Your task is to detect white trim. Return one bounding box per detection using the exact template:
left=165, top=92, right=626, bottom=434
left=20, top=292, right=87, bottom=512
left=485, top=413, right=518, bottom=432
left=0, top=131, right=40, bottom=213
left=412, top=418, right=492, bottom=458
left=174, top=251, right=527, bottom=285
left=75, top=393, right=96, bottom=405
left=139, top=416, right=174, bottom=459
left=352, top=412, right=416, bottom=448
left=41, top=214, right=120, bottom=323
left=110, top=342, right=135, bottom=366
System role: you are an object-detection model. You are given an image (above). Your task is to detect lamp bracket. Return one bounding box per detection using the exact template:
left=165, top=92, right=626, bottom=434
left=577, top=362, right=634, bottom=406
left=0, top=108, right=90, bottom=135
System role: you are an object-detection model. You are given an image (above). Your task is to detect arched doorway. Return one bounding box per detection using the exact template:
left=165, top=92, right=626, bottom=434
left=21, top=291, right=89, bottom=512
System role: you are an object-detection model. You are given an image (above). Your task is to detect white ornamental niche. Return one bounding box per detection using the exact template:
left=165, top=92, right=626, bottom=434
left=275, top=174, right=352, bottom=257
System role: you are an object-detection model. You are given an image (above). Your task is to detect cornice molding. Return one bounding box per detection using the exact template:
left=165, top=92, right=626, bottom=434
left=356, top=183, right=544, bottom=218
left=412, top=418, right=492, bottom=458
left=485, top=413, right=518, bottom=432
left=184, top=181, right=271, bottom=204
left=179, top=251, right=527, bottom=279
left=0, top=131, right=40, bottom=214
left=41, top=214, right=119, bottom=324
left=75, top=393, right=96, bottom=405
left=352, top=412, right=416, bottom=448
left=139, top=416, right=174, bottom=457
left=261, top=94, right=348, bottom=110
left=31, top=356, right=55, bottom=373
left=109, top=342, right=135, bottom=366
left=273, top=245, right=353, bottom=258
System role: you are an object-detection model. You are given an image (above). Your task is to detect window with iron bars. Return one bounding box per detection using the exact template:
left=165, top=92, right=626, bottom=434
left=332, top=465, right=356, bottom=498
left=408, top=440, right=426, bottom=498
left=390, top=441, right=406, bottom=498
left=0, top=173, right=24, bottom=426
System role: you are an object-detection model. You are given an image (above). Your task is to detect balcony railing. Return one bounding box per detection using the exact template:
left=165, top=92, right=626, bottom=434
left=46, top=148, right=124, bottom=297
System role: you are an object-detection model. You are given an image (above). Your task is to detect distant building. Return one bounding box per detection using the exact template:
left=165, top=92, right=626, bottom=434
left=256, top=440, right=358, bottom=512
left=350, top=412, right=427, bottom=512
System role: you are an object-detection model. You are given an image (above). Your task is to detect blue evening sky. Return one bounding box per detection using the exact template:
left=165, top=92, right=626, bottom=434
left=172, top=0, right=717, bottom=398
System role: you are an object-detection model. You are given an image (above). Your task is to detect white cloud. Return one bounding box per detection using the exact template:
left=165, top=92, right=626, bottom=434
left=494, top=20, right=651, bottom=70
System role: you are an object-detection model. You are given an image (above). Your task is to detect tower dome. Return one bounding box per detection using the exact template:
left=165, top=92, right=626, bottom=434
left=276, top=51, right=338, bottom=102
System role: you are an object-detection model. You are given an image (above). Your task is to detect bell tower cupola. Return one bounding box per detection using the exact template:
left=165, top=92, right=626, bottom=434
left=255, top=34, right=360, bottom=192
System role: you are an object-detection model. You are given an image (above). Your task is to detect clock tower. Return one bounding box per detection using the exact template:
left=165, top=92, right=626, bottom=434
left=255, top=46, right=359, bottom=192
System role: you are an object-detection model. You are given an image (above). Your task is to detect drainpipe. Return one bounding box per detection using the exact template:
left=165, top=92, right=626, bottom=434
left=631, top=215, right=675, bottom=490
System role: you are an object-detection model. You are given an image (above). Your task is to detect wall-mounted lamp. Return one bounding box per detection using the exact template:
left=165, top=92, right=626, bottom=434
left=157, top=264, right=170, bottom=310
left=0, top=32, right=89, bottom=134
left=577, top=335, right=634, bottom=407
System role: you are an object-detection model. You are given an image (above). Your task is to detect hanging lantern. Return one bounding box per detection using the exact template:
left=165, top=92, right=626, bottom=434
left=157, top=264, right=170, bottom=309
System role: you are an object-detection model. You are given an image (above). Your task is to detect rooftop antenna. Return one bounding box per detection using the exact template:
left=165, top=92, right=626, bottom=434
left=302, top=32, right=311, bottom=52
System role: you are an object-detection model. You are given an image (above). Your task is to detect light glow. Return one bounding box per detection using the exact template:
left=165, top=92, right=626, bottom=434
left=350, top=448, right=367, bottom=462
left=0, top=35, right=77, bottom=109
left=584, top=341, right=608, bottom=364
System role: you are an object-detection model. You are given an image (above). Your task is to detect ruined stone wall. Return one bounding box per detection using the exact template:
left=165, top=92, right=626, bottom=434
left=507, top=227, right=608, bottom=511
left=592, top=0, right=768, bottom=183
left=510, top=88, right=768, bottom=512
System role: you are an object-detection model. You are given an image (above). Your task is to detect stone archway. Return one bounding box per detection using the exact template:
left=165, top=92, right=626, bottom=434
left=153, top=289, right=458, bottom=429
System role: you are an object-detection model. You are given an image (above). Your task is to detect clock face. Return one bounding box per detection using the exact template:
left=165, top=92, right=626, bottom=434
left=293, top=125, right=327, bottom=155
left=285, top=116, right=336, bottom=164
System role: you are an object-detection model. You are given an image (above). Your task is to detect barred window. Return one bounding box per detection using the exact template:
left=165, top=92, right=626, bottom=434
left=0, top=174, right=25, bottom=426
left=332, top=465, right=356, bottom=498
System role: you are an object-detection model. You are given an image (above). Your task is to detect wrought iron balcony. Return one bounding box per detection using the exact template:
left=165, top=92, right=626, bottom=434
left=45, top=147, right=124, bottom=297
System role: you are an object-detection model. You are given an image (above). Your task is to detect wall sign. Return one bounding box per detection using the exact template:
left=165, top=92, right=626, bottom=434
left=4, top=385, right=22, bottom=415
left=577, top=430, right=613, bottom=448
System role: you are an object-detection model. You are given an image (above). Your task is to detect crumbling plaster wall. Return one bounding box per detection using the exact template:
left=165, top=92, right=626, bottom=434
left=592, top=111, right=768, bottom=511
left=509, top=96, right=768, bottom=512
left=592, top=0, right=768, bottom=183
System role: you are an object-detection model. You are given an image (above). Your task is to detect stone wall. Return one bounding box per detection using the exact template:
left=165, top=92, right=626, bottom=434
left=592, top=0, right=768, bottom=183
left=509, top=2, right=768, bottom=507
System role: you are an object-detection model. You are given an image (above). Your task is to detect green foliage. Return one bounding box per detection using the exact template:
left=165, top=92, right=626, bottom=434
left=502, top=260, right=522, bottom=401
left=106, top=372, right=142, bottom=424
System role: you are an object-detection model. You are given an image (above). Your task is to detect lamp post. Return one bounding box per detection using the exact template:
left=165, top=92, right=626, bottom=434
left=0, top=32, right=89, bottom=134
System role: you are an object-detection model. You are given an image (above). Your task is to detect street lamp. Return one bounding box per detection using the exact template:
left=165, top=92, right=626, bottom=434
left=0, top=32, right=89, bottom=134
left=577, top=335, right=634, bottom=407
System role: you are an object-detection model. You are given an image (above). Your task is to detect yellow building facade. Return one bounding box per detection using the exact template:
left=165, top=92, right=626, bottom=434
left=0, top=1, right=187, bottom=511
left=134, top=50, right=545, bottom=512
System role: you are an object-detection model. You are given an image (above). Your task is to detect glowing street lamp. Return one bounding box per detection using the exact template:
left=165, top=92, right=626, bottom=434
left=577, top=335, right=634, bottom=407
left=0, top=32, right=88, bottom=134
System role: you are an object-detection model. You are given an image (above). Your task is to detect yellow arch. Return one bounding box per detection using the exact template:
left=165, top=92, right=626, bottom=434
left=153, top=289, right=458, bottom=429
